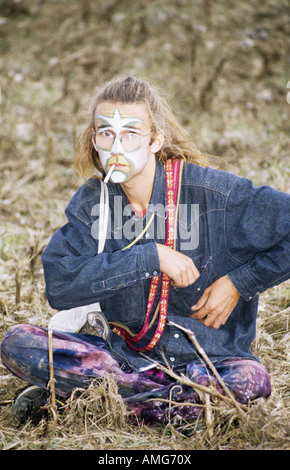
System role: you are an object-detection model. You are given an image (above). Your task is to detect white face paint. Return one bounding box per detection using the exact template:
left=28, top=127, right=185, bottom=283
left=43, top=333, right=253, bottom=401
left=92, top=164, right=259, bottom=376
left=94, top=106, right=151, bottom=184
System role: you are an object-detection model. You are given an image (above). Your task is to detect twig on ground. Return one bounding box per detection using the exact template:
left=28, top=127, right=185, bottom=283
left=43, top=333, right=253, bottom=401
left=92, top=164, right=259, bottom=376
left=168, top=320, right=246, bottom=416
left=47, top=328, right=57, bottom=425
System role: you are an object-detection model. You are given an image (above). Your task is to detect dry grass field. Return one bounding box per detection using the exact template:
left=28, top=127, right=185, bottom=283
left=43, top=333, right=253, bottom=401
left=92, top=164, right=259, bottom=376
left=0, top=0, right=289, bottom=450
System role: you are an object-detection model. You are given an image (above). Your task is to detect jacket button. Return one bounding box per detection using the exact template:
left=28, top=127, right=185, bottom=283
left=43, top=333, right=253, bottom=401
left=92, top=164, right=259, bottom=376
left=174, top=333, right=179, bottom=339
left=145, top=272, right=150, bottom=277
left=170, top=357, right=175, bottom=362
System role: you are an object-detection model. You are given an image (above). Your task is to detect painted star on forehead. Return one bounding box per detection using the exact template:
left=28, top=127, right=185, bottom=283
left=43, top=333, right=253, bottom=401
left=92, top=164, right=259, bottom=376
left=95, top=108, right=144, bottom=133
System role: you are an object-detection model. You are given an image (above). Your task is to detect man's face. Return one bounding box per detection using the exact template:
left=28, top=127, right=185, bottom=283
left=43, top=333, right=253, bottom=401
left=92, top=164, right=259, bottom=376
left=94, top=102, right=153, bottom=184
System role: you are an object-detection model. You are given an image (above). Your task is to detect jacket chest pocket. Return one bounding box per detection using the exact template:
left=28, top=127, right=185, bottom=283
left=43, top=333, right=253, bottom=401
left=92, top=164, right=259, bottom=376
left=177, top=256, right=216, bottom=315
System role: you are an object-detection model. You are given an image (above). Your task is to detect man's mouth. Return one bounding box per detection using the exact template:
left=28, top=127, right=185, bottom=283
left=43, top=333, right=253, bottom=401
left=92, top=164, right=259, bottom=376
left=112, top=163, right=128, bottom=169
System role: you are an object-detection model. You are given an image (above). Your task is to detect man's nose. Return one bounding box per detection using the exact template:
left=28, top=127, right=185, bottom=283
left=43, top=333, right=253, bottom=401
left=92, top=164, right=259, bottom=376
left=111, top=135, right=124, bottom=157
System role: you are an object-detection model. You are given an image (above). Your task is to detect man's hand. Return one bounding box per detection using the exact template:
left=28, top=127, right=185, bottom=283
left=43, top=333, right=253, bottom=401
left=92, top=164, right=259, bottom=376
left=190, top=275, right=240, bottom=329
left=156, top=244, right=200, bottom=287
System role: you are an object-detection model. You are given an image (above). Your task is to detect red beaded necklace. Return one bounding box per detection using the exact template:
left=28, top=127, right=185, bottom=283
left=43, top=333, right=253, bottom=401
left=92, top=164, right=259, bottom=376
left=110, top=159, right=184, bottom=352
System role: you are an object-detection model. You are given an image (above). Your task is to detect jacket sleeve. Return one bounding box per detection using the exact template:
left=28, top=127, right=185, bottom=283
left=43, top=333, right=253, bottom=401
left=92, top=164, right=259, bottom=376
left=225, top=177, right=290, bottom=300
left=41, top=207, right=160, bottom=311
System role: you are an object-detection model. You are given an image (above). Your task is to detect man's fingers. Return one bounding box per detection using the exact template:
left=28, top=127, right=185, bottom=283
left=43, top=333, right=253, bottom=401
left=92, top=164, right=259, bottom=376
left=190, top=289, right=209, bottom=314
left=157, top=244, right=200, bottom=288
left=189, top=275, right=241, bottom=329
left=170, top=256, right=199, bottom=287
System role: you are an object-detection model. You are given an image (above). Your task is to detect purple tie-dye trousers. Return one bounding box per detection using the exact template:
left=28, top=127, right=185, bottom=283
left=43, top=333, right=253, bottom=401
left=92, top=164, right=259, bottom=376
left=0, top=324, right=271, bottom=425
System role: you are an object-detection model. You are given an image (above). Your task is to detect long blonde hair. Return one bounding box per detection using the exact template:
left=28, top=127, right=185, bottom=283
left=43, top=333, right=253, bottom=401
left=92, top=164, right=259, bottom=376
left=75, top=76, right=210, bottom=180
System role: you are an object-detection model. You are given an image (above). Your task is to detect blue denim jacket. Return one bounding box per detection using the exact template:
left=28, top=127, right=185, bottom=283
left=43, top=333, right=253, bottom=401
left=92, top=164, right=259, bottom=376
left=42, top=159, right=290, bottom=371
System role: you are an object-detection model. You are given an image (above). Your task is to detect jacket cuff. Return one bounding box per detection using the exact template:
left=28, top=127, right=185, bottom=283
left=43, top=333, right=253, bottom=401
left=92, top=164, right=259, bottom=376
left=138, top=242, right=161, bottom=280
left=228, top=263, right=261, bottom=301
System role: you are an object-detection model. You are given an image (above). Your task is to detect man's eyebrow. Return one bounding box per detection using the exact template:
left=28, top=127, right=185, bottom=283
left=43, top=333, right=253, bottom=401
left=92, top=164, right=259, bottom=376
left=123, top=122, right=143, bottom=129
left=95, top=121, right=144, bottom=131
left=95, top=123, right=111, bottom=130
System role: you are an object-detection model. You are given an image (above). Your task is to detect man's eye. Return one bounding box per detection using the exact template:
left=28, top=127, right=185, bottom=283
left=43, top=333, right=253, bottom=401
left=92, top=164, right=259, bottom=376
left=124, top=132, right=139, bottom=139
left=99, top=130, right=113, bottom=137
